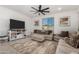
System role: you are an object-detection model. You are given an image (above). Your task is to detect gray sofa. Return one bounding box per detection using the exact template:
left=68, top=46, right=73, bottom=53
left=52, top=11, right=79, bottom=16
left=31, top=30, right=53, bottom=42
left=56, top=39, right=79, bottom=54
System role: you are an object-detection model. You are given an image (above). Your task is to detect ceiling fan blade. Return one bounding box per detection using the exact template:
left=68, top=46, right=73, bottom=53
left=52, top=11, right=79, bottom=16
left=30, top=10, right=36, bottom=12
left=31, top=7, right=38, bottom=11
left=38, top=13, right=40, bottom=15
left=39, top=5, right=42, bottom=10
left=34, top=11, right=38, bottom=14
left=42, top=8, right=49, bottom=11
left=41, top=12, right=45, bottom=15
left=42, top=11, right=50, bottom=13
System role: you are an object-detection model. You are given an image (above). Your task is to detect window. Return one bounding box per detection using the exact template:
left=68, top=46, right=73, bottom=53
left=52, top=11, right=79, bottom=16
left=42, top=17, right=54, bottom=30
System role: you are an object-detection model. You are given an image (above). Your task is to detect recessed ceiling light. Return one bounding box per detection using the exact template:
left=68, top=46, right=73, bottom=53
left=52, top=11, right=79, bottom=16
left=58, top=7, right=62, bottom=11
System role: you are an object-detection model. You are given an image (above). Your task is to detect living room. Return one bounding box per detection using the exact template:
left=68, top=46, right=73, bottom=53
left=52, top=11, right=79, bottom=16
left=0, top=5, right=79, bottom=54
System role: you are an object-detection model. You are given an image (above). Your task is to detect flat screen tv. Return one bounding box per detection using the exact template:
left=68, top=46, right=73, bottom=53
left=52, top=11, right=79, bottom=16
left=10, top=19, right=25, bottom=29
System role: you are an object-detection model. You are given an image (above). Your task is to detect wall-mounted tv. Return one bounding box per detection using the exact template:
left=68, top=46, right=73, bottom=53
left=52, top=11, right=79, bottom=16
left=10, top=19, right=25, bottom=29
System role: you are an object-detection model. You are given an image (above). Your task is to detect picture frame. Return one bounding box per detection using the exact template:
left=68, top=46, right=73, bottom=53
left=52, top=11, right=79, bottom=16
left=34, top=20, right=39, bottom=26
left=60, top=16, right=70, bottom=27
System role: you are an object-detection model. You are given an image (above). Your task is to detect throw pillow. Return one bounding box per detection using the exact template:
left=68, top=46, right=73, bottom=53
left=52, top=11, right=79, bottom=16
left=59, top=31, right=69, bottom=37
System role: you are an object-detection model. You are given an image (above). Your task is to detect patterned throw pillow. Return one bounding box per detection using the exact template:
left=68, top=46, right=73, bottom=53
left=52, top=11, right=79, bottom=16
left=71, top=35, right=79, bottom=48
left=59, top=31, right=69, bottom=37
left=64, top=37, right=72, bottom=46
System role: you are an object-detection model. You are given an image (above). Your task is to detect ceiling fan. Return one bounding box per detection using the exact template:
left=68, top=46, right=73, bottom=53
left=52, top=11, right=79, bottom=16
left=31, top=5, right=50, bottom=15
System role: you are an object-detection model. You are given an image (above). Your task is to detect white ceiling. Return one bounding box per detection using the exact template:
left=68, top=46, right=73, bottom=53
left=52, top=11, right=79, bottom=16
left=1, top=5, right=79, bottom=17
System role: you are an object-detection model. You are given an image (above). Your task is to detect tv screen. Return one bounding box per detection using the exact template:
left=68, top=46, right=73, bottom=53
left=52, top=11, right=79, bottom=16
left=10, top=19, right=25, bottom=29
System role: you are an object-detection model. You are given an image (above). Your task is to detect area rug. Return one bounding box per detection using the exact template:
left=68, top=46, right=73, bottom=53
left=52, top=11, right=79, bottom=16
left=10, top=39, right=58, bottom=54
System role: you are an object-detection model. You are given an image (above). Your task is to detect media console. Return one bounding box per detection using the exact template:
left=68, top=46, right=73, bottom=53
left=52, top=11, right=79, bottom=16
left=8, top=29, right=26, bottom=41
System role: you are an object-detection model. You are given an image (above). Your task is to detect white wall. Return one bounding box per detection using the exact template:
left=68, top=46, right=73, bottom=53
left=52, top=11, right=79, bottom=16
left=0, top=6, right=78, bottom=36
left=0, top=6, right=32, bottom=36
left=31, top=11, right=79, bottom=34
left=54, top=11, right=79, bottom=34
